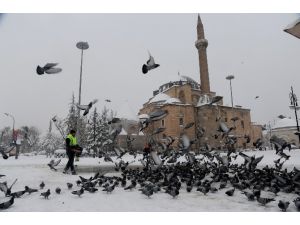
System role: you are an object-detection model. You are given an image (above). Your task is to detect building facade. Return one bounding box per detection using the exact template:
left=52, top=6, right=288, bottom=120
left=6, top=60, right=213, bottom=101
left=138, top=15, right=262, bottom=150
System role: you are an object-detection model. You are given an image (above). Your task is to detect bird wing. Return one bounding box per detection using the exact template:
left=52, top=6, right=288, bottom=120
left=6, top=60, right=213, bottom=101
left=53, top=159, right=61, bottom=166
left=91, top=99, right=98, bottom=105
left=44, top=63, right=58, bottom=69
left=76, top=104, right=89, bottom=110
left=147, top=55, right=155, bottom=66
left=45, top=68, right=62, bottom=74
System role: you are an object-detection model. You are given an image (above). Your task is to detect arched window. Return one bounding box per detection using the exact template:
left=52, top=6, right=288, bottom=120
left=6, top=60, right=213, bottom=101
left=178, top=90, right=186, bottom=103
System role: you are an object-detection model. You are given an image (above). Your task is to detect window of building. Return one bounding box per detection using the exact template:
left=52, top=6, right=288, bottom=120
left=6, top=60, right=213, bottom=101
left=241, top=120, right=244, bottom=129
left=161, top=119, right=165, bottom=127
left=179, top=118, right=184, bottom=126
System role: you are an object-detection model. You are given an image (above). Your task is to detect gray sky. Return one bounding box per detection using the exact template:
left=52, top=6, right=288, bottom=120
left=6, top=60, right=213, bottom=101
left=0, top=13, right=300, bottom=133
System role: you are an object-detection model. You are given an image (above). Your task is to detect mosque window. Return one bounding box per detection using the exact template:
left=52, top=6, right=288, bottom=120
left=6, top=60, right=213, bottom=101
left=178, top=90, right=186, bottom=103
left=179, top=118, right=184, bottom=126
left=241, top=120, right=244, bottom=129
left=161, top=120, right=165, bottom=127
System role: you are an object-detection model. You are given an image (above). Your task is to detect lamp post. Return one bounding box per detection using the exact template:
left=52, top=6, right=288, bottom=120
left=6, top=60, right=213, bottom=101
left=76, top=41, right=89, bottom=108
left=289, top=86, right=300, bottom=143
left=226, top=75, right=235, bottom=111
left=4, top=113, right=15, bottom=144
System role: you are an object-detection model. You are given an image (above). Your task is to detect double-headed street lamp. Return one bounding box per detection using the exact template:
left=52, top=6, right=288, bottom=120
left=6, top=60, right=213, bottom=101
left=4, top=113, right=15, bottom=143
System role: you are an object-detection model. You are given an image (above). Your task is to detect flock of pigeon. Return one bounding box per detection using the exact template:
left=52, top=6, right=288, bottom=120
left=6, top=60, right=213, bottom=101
left=1, top=118, right=300, bottom=211
left=2, top=54, right=300, bottom=211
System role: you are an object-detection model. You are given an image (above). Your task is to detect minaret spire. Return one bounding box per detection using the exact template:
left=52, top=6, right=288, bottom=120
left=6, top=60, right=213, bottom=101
left=195, top=14, right=210, bottom=94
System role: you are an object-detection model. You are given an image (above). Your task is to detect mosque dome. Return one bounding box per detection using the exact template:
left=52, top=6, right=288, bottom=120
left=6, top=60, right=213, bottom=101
left=273, top=118, right=297, bottom=130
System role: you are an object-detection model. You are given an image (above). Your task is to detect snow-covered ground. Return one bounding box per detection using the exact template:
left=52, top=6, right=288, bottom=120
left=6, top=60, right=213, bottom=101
left=1, top=149, right=300, bottom=212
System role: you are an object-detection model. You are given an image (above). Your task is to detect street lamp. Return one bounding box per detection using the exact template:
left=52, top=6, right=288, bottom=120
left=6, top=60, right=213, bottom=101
left=226, top=75, right=235, bottom=111
left=76, top=41, right=89, bottom=107
left=289, top=86, right=300, bottom=143
left=4, top=112, right=15, bottom=143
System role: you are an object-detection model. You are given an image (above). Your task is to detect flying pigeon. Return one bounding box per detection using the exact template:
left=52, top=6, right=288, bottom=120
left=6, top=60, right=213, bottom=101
left=255, top=96, right=259, bottom=99
left=47, top=159, right=61, bottom=171
left=278, top=115, right=286, bottom=119
left=0, top=179, right=17, bottom=196
left=105, top=99, right=111, bottom=102
left=0, top=147, right=8, bottom=159
left=36, top=63, right=62, bottom=75
left=76, top=99, right=98, bottom=116
left=209, top=96, right=223, bottom=105
left=142, top=52, right=160, bottom=74
left=0, top=196, right=14, bottom=210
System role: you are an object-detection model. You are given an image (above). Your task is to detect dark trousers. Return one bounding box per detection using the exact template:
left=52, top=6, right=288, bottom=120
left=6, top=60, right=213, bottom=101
left=65, top=150, right=75, bottom=171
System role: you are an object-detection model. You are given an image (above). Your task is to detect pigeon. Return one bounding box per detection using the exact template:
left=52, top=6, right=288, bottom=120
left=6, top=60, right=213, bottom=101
left=197, top=186, right=210, bottom=195
left=0, top=174, right=5, bottom=178
left=293, top=197, right=300, bottom=211
left=166, top=187, right=179, bottom=198
left=225, top=188, right=235, bottom=196
left=0, top=147, right=8, bottom=159
left=10, top=190, right=26, bottom=198
left=142, top=52, right=160, bottom=74
left=0, top=179, right=17, bottom=196
left=108, top=117, right=121, bottom=124
left=55, top=187, right=61, bottom=194
left=105, top=99, right=111, bottom=102
left=47, top=159, right=61, bottom=171
left=0, top=196, right=14, bottom=210
left=72, top=188, right=84, bottom=197
left=209, top=96, right=223, bottom=105
left=141, top=188, right=154, bottom=198
left=36, top=63, right=62, bottom=75
left=241, top=191, right=255, bottom=201
left=278, top=115, right=286, bottom=119
left=25, top=186, right=38, bottom=194
left=102, top=184, right=116, bottom=193
left=278, top=200, right=290, bottom=212
left=40, top=181, right=45, bottom=189
left=76, top=99, right=98, bottom=116
left=255, top=96, right=259, bottom=99
left=257, top=196, right=275, bottom=206
left=40, top=189, right=51, bottom=199
left=67, top=183, right=73, bottom=189
left=184, top=122, right=195, bottom=130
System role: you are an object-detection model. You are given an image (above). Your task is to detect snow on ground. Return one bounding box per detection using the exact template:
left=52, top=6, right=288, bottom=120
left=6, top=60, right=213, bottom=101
left=1, top=149, right=300, bottom=212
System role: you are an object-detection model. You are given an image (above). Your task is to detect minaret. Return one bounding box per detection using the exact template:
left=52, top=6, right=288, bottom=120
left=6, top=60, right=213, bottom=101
left=195, top=14, right=210, bottom=94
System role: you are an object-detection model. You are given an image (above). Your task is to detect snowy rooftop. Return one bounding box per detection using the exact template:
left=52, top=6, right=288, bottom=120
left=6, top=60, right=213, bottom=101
left=272, top=118, right=297, bottom=129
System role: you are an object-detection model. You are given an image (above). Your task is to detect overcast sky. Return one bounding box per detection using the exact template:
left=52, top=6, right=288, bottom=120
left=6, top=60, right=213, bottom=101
left=0, top=13, right=300, bottom=133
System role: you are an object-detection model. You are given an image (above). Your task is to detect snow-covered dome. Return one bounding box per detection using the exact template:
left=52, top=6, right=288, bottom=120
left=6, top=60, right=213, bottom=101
left=273, top=118, right=297, bottom=129
left=149, top=93, right=171, bottom=104
left=165, top=97, right=182, bottom=104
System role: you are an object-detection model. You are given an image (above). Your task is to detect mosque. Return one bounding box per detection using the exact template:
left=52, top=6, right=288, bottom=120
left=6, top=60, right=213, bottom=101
left=138, top=15, right=263, bottom=150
